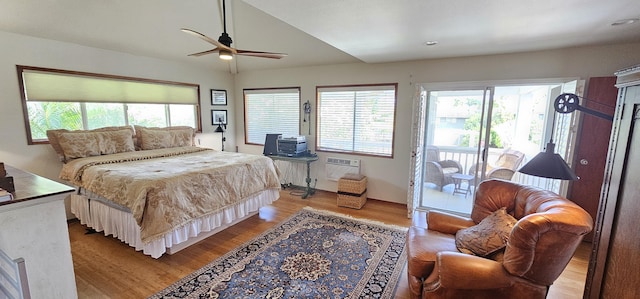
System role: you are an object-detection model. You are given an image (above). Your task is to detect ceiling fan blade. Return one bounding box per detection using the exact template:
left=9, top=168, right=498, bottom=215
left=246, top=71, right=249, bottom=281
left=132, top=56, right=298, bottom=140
left=181, top=28, right=231, bottom=51
left=187, top=48, right=220, bottom=57
left=235, top=49, right=288, bottom=59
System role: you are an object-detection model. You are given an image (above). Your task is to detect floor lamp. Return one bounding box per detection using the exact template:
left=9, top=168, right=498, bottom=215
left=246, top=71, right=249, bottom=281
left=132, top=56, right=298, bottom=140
left=215, top=118, right=226, bottom=151
left=518, top=93, right=613, bottom=180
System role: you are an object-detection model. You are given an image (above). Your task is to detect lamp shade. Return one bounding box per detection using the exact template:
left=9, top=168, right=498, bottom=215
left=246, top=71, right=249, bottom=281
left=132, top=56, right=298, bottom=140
left=518, top=142, right=578, bottom=180
left=214, top=124, right=224, bottom=133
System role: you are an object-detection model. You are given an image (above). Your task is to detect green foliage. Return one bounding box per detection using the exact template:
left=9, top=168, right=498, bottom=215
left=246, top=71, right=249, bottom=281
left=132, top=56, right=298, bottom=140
left=86, top=103, right=126, bottom=129
left=28, top=102, right=82, bottom=139
left=457, top=98, right=514, bottom=148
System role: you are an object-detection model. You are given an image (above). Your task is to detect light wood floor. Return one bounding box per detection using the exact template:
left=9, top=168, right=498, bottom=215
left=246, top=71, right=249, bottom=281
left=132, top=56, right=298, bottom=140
left=69, top=189, right=590, bottom=298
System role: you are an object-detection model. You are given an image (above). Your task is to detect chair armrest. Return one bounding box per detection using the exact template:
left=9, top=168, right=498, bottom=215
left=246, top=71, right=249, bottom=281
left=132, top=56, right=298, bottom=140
left=424, top=251, right=513, bottom=291
left=439, top=160, right=462, bottom=171
left=468, top=163, right=478, bottom=175
left=427, top=210, right=475, bottom=235
left=487, top=168, right=515, bottom=180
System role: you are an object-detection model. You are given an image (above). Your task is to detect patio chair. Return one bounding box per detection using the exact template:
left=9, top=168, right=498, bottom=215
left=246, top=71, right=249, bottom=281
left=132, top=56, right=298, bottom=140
left=424, top=146, right=462, bottom=191
left=469, top=149, right=525, bottom=181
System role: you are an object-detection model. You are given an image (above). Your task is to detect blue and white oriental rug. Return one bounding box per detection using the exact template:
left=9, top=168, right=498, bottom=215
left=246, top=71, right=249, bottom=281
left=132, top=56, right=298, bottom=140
left=150, top=207, right=408, bottom=299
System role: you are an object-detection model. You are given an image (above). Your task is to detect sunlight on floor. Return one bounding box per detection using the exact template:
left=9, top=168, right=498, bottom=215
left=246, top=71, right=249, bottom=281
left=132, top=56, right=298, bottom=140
left=421, top=182, right=474, bottom=215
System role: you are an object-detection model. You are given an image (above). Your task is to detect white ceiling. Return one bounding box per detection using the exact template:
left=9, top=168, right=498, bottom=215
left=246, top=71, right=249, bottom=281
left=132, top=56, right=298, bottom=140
left=1, top=0, right=639, bottom=73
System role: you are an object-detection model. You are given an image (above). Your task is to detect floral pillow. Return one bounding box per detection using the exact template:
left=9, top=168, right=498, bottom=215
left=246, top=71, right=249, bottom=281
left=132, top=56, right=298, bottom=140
left=455, top=207, right=518, bottom=256
left=47, top=126, right=134, bottom=162
left=138, top=128, right=173, bottom=150
left=58, top=129, right=134, bottom=160
left=135, top=126, right=194, bottom=150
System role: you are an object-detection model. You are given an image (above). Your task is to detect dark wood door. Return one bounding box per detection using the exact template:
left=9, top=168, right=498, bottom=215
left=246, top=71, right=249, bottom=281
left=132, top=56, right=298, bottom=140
left=586, top=84, right=640, bottom=299
left=600, top=101, right=640, bottom=299
left=567, top=77, right=617, bottom=241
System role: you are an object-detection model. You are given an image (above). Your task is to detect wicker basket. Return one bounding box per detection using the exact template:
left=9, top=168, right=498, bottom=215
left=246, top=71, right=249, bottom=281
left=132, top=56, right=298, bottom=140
left=337, top=174, right=367, bottom=209
left=337, top=191, right=367, bottom=209
left=337, top=174, right=367, bottom=194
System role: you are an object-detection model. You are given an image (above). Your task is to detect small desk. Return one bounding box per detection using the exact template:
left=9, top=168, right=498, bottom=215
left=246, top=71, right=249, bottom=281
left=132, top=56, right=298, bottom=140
left=268, top=155, right=319, bottom=199
left=452, top=173, right=475, bottom=197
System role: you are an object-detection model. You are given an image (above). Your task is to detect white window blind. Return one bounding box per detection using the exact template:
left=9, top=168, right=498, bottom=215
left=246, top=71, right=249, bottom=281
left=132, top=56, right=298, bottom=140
left=17, top=66, right=201, bottom=143
left=244, top=88, right=300, bottom=144
left=21, top=68, right=198, bottom=104
left=317, top=84, right=397, bottom=157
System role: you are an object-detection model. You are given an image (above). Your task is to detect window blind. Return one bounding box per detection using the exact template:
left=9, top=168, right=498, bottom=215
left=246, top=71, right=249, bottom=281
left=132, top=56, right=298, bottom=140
left=317, top=84, right=396, bottom=157
left=20, top=67, right=199, bottom=104
left=244, top=88, right=300, bottom=144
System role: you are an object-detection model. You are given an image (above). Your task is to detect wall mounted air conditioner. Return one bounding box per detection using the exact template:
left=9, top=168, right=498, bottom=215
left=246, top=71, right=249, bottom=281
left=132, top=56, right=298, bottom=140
left=325, top=157, right=360, bottom=181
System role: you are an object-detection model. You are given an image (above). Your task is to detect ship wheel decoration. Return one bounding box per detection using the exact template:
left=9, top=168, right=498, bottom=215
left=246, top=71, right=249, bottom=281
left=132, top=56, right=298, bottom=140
left=554, top=93, right=580, bottom=114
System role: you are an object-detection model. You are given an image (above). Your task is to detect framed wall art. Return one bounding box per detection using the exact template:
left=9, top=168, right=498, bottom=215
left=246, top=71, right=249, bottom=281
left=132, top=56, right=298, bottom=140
left=211, top=110, right=227, bottom=125
left=211, top=89, right=227, bottom=105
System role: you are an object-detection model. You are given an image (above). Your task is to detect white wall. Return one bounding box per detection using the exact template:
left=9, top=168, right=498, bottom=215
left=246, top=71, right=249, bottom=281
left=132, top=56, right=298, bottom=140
left=0, top=30, right=234, bottom=185
left=234, top=42, right=640, bottom=204
left=1, top=29, right=639, bottom=206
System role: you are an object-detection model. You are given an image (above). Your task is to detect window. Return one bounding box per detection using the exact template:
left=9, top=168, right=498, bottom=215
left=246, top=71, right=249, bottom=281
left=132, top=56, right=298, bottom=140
left=317, top=84, right=397, bottom=157
left=18, top=66, right=201, bottom=144
left=244, top=87, right=300, bottom=144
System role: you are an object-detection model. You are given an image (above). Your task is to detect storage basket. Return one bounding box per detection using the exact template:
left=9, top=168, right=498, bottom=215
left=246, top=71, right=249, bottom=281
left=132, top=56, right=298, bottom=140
left=337, top=191, right=367, bottom=209
left=337, top=174, right=367, bottom=209
left=337, top=174, right=367, bottom=194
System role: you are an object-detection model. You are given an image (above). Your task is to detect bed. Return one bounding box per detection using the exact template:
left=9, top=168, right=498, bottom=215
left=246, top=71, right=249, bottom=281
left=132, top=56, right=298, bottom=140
left=48, top=126, right=281, bottom=258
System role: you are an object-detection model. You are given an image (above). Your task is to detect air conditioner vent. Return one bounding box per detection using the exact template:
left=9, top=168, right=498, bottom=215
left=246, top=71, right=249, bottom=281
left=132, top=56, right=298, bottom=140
left=326, top=157, right=360, bottom=181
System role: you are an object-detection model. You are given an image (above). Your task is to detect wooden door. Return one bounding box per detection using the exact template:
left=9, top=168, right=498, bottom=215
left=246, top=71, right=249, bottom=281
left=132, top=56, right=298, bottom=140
left=567, top=77, right=617, bottom=241
left=585, top=66, right=640, bottom=298
left=600, top=100, right=640, bottom=299
left=587, top=85, right=640, bottom=298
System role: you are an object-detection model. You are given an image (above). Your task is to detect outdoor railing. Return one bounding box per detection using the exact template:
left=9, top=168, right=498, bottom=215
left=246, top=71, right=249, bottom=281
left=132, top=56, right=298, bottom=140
left=434, top=146, right=561, bottom=194
left=435, top=146, right=502, bottom=175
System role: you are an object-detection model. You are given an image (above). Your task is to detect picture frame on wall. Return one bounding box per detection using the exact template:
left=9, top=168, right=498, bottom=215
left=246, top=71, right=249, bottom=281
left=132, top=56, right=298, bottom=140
left=211, top=89, right=227, bottom=105
left=212, top=110, right=227, bottom=125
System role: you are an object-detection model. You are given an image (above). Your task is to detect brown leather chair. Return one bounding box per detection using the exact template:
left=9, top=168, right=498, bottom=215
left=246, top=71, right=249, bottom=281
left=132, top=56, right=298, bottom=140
left=406, top=179, right=593, bottom=299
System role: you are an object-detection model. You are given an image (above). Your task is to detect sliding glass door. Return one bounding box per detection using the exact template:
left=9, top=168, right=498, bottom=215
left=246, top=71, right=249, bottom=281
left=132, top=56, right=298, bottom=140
left=411, top=81, right=580, bottom=216
left=422, top=88, right=492, bottom=215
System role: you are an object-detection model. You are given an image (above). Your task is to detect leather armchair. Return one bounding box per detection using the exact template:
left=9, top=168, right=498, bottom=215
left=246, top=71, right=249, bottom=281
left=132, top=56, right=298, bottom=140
left=406, top=179, right=593, bottom=299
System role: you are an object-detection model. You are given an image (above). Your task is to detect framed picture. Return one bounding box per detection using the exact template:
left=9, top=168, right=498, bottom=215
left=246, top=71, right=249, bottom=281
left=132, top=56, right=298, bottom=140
left=211, top=89, right=227, bottom=105
left=212, top=110, right=227, bottom=125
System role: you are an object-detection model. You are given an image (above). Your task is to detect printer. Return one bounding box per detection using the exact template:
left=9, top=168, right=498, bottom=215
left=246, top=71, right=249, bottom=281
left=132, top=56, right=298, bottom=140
left=277, top=136, right=307, bottom=157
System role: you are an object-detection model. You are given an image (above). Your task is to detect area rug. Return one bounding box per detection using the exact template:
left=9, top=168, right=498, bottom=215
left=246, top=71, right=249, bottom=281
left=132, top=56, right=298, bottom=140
left=150, top=207, right=408, bottom=299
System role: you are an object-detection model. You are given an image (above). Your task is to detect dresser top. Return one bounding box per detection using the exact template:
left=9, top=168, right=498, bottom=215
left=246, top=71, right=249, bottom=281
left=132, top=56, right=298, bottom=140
left=0, top=165, right=74, bottom=207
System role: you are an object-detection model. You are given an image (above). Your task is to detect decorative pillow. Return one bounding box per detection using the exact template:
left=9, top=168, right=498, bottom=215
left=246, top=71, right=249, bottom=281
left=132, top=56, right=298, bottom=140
left=47, top=126, right=135, bottom=162
left=135, top=126, right=195, bottom=150
left=47, top=129, right=70, bottom=162
left=58, top=129, right=135, bottom=160
left=169, top=128, right=195, bottom=147
left=58, top=132, right=101, bottom=160
left=139, top=128, right=173, bottom=150
left=98, top=129, right=136, bottom=155
left=455, top=207, right=518, bottom=256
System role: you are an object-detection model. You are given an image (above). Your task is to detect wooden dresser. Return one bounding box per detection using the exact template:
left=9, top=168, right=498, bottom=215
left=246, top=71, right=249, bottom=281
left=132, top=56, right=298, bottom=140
left=0, top=165, right=77, bottom=298
left=585, top=65, right=640, bottom=298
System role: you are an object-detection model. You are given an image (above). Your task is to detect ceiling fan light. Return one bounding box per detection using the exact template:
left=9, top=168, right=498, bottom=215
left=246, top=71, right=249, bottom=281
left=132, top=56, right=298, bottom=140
left=219, top=49, right=233, bottom=60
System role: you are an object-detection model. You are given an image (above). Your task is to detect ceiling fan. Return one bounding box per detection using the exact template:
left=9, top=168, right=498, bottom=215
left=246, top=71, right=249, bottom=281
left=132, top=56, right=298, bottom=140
left=181, top=0, right=287, bottom=60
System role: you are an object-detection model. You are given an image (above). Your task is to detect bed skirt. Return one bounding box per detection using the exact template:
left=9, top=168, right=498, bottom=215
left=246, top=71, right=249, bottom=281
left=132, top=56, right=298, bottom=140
left=70, top=188, right=280, bottom=258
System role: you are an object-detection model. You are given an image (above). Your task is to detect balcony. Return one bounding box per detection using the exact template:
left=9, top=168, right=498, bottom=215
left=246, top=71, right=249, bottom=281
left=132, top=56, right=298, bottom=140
left=422, top=146, right=562, bottom=215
